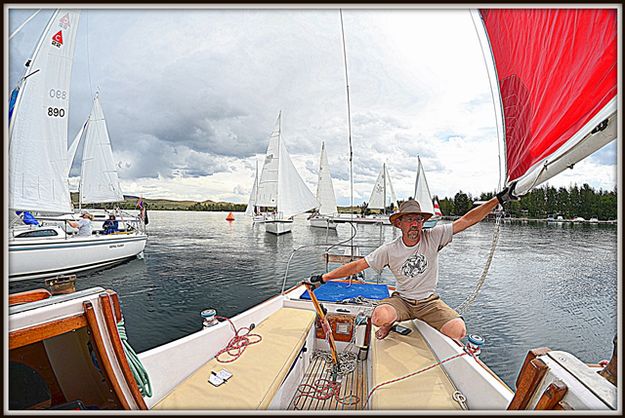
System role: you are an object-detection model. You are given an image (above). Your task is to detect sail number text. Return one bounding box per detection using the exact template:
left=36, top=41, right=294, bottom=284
left=47, top=107, right=66, bottom=117
left=49, top=89, right=67, bottom=100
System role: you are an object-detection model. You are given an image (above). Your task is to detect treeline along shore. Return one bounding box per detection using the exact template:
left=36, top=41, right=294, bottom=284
left=73, top=183, right=618, bottom=221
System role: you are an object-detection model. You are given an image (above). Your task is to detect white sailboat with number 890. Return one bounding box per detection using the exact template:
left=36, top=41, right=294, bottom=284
left=8, top=9, right=147, bottom=282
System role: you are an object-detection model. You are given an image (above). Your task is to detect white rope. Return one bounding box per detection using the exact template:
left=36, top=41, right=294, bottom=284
left=455, top=211, right=503, bottom=315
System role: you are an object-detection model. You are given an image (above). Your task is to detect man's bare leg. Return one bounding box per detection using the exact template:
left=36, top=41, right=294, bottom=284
left=439, top=318, right=467, bottom=341
left=371, top=304, right=399, bottom=339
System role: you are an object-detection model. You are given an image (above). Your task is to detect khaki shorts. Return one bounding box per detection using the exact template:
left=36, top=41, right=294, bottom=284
left=379, top=292, right=462, bottom=331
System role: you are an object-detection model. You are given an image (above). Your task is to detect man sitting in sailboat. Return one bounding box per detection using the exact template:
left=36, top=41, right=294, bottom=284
left=309, top=184, right=518, bottom=342
left=102, top=214, right=119, bottom=235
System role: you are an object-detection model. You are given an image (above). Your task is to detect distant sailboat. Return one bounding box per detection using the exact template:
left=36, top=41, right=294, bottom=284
left=309, top=142, right=338, bottom=229
left=244, top=160, right=265, bottom=223
left=78, top=93, right=124, bottom=206
left=367, top=163, right=397, bottom=222
left=413, top=156, right=438, bottom=228
left=73, top=93, right=142, bottom=231
left=256, top=112, right=319, bottom=235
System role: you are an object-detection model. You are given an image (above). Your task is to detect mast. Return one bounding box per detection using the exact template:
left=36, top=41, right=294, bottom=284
left=276, top=110, right=282, bottom=217
left=254, top=160, right=259, bottom=215
left=339, top=9, right=355, bottom=254
left=382, top=163, right=387, bottom=215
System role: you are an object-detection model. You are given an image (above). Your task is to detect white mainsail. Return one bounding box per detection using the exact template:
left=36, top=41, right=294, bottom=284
left=276, top=133, right=319, bottom=219
left=413, top=156, right=435, bottom=215
left=245, top=160, right=259, bottom=216
left=9, top=10, right=81, bottom=213
left=315, top=142, right=338, bottom=216
left=367, top=163, right=397, bottom=211
left=79, top=94, right=124, bottom=204
left=256, top=113, right=281, bottom=208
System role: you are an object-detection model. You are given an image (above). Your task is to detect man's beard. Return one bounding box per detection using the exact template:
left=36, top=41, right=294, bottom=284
left=407, top=228, right=420, bottom=239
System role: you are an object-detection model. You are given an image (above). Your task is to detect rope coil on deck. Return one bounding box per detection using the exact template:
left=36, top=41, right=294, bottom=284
left=117, top=320, right=153, bottom=397
left=214, top=316, right=262, bottom=363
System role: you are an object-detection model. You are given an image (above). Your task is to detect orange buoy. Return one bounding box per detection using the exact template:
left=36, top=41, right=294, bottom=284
left=226, top=212, right=235, bottom=221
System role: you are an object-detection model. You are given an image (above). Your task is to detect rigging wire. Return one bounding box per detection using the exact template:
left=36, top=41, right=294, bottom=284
left=280, top=221, right=358, bottom=294
left=9, top=9, right=41, bottom=40
left=86, top=10, right=94, bottom=98
left=339, top=9, right=355, bottom=256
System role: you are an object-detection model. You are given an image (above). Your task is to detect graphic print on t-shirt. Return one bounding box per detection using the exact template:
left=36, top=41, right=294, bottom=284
left=400, top=253, right=428, bottom=277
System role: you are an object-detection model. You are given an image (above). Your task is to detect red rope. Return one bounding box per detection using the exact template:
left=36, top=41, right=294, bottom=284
left=292, top=379, right=360, bottom=409
left=365, top=349, right=475, bottom=406
left=214, top=316, right=262, bottom=363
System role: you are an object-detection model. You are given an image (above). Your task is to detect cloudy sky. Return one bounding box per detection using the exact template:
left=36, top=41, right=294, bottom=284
left=7, top=6, right=618, bottom=206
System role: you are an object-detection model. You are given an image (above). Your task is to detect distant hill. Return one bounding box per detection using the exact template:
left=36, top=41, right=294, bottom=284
left=70, top=192, right=244, bottom=211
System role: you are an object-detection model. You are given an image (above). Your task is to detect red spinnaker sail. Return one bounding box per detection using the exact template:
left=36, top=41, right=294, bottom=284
left=480, top=9, right=617, bottom=183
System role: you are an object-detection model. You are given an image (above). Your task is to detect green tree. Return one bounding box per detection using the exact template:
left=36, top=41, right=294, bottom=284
left=453, top=191, right=472, bottom=216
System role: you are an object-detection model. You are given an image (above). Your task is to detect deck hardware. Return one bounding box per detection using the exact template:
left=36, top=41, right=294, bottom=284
left=355, top=312, right=367, bottom=325
left=201, top=309, right=218, bottom=328
left=452, top=390, right=468, bottom=409
left=45, top=274, right=76, bottom=295
left=466, top=334, right=485, bottom=356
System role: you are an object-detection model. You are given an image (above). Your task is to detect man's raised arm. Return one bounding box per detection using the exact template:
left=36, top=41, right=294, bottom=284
left=452, top=182, right=518, bottom=235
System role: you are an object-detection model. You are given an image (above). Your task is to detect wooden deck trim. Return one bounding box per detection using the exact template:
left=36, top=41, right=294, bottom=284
left=9, top=289, right=52, bottom=306
left=323, top=253, right=364, bottom=264
left=515, top=347, right=551, bottom=388
left=99, top=293, right=148, bottom=410
left=507, top=357, right=549, bottom=410
left=106, top=290, right=123, bottom=323
left=535, top=381, right=568, bottom=410
left=9, top=314, right=87, bottom=350
left=83, top=300, right=131, bottom=410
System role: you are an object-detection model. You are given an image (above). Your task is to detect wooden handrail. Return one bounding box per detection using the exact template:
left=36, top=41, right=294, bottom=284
left=9, top=314, right=86, bottom=350
left=99, top=293, right=148, bottom=410
left=9, top=289, right=52, bottom=306
left=83, top=300, right=131, bottom=410
left=507, top=357, right=549, bottom=409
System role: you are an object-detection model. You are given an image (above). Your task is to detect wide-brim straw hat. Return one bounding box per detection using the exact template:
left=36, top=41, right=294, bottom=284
left=389, top=199, right=434, bottom=225
left=80, top=212, right=94, bottom=220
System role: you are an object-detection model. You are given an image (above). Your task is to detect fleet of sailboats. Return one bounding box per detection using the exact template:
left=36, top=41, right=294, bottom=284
left=7, top=7, right=618, bottom=412
left=8, top=10, right=147, bottom=282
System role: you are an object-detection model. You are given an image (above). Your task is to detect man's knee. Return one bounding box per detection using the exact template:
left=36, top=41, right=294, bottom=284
left=440, top=318, right=466, bottom=340
left=371, top=304, right=398, bottom=327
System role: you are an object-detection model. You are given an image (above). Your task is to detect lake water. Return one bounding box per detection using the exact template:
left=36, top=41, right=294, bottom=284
left=9, top=210, right=619, bottom=389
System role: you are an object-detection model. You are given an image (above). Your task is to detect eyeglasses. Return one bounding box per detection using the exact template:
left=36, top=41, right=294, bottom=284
left=402, top=215, right=424, bottom=223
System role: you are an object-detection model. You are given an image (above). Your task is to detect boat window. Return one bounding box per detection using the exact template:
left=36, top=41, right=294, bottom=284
left=15, top=229, right=59, bottom=238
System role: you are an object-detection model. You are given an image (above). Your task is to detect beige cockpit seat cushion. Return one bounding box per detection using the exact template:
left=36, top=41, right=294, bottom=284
left=370, top=320, right=462, bottom=410
left=154, top=307, right=316, bottom=410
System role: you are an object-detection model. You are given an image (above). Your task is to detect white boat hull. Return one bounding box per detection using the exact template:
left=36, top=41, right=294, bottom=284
left=309, top=216, right=337, bottom=229
left=9, top=233, right=147, bottom=282
left=264, top=220, right=293, bottom=235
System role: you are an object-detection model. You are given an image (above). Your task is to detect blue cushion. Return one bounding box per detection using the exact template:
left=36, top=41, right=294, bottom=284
left=300, top=281, right=390, bottom=302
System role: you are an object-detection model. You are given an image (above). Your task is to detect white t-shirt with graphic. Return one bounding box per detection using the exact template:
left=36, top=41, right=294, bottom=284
left=365, top=223, right=453, bottom=300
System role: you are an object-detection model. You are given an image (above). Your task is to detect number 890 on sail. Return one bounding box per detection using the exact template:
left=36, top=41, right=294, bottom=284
left=47, top=107, right=65, bottom=117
